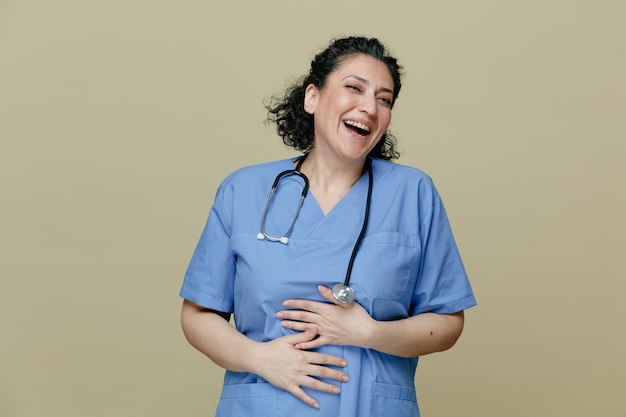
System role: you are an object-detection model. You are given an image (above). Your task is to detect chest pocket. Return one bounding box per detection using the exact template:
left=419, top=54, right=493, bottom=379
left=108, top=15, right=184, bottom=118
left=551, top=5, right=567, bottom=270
left=352, top=232, right=419, bottom=302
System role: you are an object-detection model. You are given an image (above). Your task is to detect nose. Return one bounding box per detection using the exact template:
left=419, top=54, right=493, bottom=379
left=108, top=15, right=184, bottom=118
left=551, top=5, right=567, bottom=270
left=359, top=93, right=377, bottom=116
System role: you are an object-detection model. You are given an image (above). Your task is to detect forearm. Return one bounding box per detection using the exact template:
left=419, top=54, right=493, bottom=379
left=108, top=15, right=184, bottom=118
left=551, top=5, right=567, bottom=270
left=181, top=300, right=259, bottom=373
left=363, top=311, right=465, bottom=358
left=279, top=286, right=467, bottom=357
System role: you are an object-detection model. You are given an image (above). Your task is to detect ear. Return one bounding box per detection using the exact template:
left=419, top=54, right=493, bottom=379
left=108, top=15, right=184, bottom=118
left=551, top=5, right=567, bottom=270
left=304, top=83, right=318, bottom=115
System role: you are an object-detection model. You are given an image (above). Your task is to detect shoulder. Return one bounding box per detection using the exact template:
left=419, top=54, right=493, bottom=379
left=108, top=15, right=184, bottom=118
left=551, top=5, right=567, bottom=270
left=210, top=158, right=298, bottom=216
left=371, top=158, right=437, bottom=191
left=370, top=158, right=444, bottom=216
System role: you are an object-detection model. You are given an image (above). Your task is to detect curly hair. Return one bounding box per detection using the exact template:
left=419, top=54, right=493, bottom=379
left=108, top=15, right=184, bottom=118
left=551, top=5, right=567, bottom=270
left=265, top=36, right=403, bottom=160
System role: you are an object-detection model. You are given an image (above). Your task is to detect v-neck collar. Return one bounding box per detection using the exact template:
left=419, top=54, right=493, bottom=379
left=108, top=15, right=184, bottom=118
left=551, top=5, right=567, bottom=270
left=292, top=155, right=372, bottom=217
left=295, top=163, right=372, bottom=239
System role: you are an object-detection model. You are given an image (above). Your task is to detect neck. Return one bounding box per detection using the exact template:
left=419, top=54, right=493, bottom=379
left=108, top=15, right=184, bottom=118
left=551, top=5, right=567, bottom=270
left=298, top=150, right=369, bottom=214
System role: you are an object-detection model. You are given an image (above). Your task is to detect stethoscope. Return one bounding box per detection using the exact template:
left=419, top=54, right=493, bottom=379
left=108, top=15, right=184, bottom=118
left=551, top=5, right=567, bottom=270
left=257, top=154, right=373, bottom=304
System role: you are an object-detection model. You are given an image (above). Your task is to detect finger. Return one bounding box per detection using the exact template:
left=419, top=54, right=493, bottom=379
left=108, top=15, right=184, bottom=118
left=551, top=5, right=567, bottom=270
left=282, top=298, right=327, bottom=313
left=276, top=309, right=317, bottom=323
left=307, top=351, right=348, bottom=368
left=280, top=319, right=318, bottom=333
left=306, top=364, right=350, bottom=384
left=286, top=374, right=345, bottom=408
left=294, top=337, right=328, bottom=350
left=301, top=373, right=344, bottom=394
left=282, top=327, right=318, bottom=345
left=317, top=285, right=336, bottom=302
left=287, top=385, right=321, bottom=409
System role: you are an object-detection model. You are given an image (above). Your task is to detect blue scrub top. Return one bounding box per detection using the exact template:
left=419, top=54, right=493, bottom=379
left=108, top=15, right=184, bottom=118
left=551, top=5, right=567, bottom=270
left=181, top=157, right=476, bottom=417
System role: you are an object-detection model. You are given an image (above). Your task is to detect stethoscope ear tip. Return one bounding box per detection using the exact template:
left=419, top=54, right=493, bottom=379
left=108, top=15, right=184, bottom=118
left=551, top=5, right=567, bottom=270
left=279, top=237, right=289, bottom=244
left=257, top=233, right=265, bottom=240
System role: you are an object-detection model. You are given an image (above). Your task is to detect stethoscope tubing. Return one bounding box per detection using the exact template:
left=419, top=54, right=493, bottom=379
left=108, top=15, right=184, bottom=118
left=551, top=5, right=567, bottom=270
left=258, top=169, right=309, bottom=244
left=258, top=154, right=373, bottom=303
left=342, top=158, right=373, bottom=288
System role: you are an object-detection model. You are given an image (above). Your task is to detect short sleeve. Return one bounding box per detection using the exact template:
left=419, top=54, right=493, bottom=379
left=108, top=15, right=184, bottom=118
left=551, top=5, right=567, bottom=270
left=179, top=182, right=235, bottom=313
left=410, top=185, right=476, bottom=316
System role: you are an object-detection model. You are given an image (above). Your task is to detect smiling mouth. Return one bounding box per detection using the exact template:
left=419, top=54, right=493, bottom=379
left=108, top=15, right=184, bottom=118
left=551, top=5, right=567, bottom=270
left=344, top=120, right=370, bottom=136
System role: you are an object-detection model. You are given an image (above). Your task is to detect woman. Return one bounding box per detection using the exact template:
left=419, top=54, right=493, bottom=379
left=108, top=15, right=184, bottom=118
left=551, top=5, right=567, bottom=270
left=180, top=36, right=476, bottom=416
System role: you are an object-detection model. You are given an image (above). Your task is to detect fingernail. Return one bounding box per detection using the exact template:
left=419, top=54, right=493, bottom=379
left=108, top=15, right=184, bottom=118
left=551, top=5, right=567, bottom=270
left=340, top=360, right=347, bottom=367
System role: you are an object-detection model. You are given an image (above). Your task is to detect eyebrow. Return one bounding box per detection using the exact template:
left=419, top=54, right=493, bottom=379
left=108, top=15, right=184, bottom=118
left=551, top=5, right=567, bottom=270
left=343, top=75, right=394, bottom=95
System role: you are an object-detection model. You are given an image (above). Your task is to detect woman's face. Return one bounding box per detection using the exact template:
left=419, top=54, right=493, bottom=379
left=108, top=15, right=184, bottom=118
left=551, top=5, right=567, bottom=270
left=304, top=54, right=394, bottom=165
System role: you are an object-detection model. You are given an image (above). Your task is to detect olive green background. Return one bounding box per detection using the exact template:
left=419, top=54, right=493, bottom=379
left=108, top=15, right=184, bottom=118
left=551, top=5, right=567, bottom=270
left=1, top=1, right=624, bottom=416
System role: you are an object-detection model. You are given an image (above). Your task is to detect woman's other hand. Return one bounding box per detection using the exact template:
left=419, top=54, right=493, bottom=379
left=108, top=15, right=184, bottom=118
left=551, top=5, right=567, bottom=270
left=181, top=300, right=348, bottom=409
left=276, top=286, right=465, bottom=357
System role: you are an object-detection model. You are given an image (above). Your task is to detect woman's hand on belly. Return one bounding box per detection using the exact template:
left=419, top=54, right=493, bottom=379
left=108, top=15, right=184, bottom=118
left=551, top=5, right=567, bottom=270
left=276, top=285, right=376, bottom=351
left=250, top=328, right=350, bottom=409
left=182, top=300, right=349, bottom=408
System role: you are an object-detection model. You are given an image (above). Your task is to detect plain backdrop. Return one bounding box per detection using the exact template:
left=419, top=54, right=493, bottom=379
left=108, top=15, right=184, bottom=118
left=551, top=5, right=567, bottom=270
left=1, top=1, right=625, bottom=416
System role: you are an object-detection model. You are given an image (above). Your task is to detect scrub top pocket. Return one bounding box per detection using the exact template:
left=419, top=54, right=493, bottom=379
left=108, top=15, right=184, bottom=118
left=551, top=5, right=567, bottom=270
left=216, top=383, right=276, bottom=417
left=370, top=382, right=420, bottom=417
left=353, top=232, right=418, bottom=302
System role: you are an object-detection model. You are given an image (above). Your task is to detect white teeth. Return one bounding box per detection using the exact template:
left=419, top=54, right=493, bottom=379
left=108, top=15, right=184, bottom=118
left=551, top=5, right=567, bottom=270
left=344, top=120, right=370, bottom=133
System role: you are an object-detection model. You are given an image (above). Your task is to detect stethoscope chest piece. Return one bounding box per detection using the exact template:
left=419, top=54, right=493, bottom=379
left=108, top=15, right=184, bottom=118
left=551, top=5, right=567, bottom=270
left=332, top=283, right=355, bottom=304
